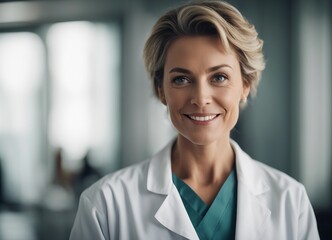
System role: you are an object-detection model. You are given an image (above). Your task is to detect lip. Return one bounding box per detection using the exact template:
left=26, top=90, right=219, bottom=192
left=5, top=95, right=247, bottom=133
left=184, top=113, right=220, bottom=125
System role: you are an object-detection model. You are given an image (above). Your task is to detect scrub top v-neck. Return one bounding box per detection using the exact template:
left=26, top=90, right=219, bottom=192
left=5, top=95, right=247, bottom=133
left=172, top=168, right=237, bottom=240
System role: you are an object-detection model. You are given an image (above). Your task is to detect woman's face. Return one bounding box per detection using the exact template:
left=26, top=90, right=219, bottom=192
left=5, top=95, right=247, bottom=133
left=160, top=36, right=250, bottom=145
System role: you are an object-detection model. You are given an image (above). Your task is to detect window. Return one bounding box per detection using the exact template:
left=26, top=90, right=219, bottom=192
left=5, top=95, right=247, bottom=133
left=0, top=21, right=121, bottom=205
left=0, top=32, right=44, bottom=204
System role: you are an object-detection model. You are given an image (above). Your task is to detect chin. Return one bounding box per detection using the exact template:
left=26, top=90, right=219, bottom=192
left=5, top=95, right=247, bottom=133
left=181, top=133, right=221, bottom=146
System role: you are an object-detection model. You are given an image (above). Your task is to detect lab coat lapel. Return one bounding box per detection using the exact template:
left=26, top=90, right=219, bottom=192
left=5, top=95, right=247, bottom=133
left=155, top=186, right=199, bottom=240
left=235, top=181, right=271, bottom=239
left=147, top=141, right=199, bottom=240
left=231, top=141, right=271, bottom=240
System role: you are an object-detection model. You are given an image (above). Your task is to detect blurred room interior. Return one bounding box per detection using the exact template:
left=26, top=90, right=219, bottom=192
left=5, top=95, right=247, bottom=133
left=0, top=0, right=331, bottom=239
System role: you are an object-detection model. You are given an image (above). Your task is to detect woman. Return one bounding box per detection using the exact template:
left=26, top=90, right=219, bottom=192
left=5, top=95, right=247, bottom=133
left=70, top=1, right=319, bottom=239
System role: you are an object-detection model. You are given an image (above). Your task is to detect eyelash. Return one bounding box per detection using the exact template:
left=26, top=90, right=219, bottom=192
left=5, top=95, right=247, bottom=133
left=172, top=76, right=191, bottom=85
left=212, top=74, right=228, bottom=83
left=171, top=73, right=228, bottom=86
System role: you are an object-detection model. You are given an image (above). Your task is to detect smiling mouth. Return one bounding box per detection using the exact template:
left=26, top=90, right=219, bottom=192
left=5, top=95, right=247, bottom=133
left=185, top=114, right=219, bottom=122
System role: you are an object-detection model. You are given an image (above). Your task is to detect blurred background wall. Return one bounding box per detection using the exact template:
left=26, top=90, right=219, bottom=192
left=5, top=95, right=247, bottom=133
left=0, top=0, right=330, bottom=239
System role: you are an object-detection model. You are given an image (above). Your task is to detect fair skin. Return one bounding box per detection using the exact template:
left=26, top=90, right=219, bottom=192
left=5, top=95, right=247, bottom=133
left=159, top=36, right=250, bottom=205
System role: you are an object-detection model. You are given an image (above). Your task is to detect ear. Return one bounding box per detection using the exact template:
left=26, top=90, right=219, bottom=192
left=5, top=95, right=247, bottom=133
left=158, top=87, right=167, bottom=106
left=242, top=83, right=250, bottom=100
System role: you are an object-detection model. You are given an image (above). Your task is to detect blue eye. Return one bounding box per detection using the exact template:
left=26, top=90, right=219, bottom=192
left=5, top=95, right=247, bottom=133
left=212, top=74, right=227, bottom=83
left=172, top=76, right=190, bottom=85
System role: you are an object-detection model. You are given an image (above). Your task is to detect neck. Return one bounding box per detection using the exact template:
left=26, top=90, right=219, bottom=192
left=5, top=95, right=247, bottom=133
left=171, top=135, right=235, bottom=185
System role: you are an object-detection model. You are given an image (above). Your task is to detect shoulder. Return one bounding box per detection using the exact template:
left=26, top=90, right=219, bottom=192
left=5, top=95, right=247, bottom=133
left=233, top=142, right=319, bottom=239
left=80, top=159, right=151, bottom=207
left=252, top=159, right=302, bottom=189
left=232, top=140, right=305, bottom=197
left=249, top=159, right=306, bottom=198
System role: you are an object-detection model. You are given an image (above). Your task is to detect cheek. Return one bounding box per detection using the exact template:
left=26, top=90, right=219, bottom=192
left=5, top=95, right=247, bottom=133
left=220, top=91, right=242, bottom=127
left=164, top=88, right=187, bottom=107
left=164, top=93, right=183, bottom=117
left=167, top=100, right=184, bottom=121
left=217, top=89, right=241, bottom=109
left=164, top=92, right=189, bottom=127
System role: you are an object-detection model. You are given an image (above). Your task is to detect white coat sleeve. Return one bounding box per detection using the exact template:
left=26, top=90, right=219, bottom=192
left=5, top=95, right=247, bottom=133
left=69, top=194, right=108, bottom=240
left=298, top=185, right=320, bottom=240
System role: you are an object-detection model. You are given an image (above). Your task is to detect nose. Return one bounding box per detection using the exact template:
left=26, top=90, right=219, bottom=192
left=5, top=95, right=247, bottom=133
left=190, top=81, right=212, bottom=107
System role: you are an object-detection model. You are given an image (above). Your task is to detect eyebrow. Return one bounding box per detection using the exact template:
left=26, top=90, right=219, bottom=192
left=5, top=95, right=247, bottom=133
left=169, top=64, right=233, bottom=74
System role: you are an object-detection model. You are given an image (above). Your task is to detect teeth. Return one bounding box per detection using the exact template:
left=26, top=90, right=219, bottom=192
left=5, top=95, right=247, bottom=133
left=188, top=115, right=217, bottom=121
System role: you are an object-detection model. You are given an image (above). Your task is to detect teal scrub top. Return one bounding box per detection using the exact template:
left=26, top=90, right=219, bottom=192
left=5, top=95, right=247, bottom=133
left=172, top=168, right=237, bottom=240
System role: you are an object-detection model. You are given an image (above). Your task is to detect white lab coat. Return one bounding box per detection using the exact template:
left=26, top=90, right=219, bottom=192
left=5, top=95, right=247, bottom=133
left=70, top=140, right=320, bottom=240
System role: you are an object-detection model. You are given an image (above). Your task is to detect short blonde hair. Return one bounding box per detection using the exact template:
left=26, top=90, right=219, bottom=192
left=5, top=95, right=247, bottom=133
left=143, top=0, right=265, bottom=97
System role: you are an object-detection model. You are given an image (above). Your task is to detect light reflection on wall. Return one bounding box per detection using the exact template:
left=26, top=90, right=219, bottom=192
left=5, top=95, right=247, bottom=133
left=0, top=32, right=44, bottom=204
left=297, top=2, right=331, bottom=208
left=47, top=21, right=120, bottom=172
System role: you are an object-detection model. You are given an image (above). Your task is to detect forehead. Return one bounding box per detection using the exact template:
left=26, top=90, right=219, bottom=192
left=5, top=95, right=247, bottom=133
left=164, top=36, right=239, bottom=70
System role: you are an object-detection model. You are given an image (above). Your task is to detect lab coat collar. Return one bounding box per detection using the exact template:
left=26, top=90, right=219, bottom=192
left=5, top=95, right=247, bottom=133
left=147, top=140, right=199, bottom=239
left=231, top=140, right=270, bottom=195
left=147, top=139, right=271, bottom=239
left=147, top=141, right=174, bottom=194
left=231, top=140, right=271, bottom=239
left=147, top=139, right=270, bottom=195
